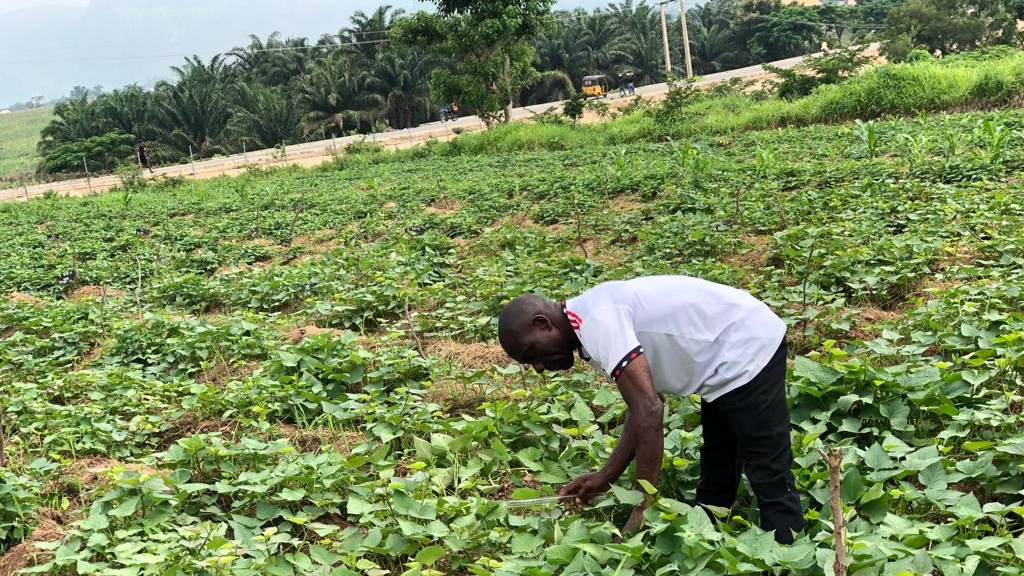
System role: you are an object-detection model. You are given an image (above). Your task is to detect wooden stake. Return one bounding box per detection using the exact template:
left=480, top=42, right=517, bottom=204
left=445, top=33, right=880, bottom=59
left=0, top=402, right=7, bottom=468
left=818, top=446, right=847, bottom=576
left=404, top=298, right=425, bottom=359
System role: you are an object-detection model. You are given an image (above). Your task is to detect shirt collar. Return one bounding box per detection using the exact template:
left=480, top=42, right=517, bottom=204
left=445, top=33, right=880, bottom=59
left=561, top=301, right=591, bottom=361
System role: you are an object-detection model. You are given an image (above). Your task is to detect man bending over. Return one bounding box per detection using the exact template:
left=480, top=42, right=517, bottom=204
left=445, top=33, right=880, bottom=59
left=497, top=275, right=805, bottom=543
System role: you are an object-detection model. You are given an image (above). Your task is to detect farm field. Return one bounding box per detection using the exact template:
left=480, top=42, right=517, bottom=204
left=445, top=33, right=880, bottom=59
left=1, top=100, right=1024, bottom=575
left=0, top=108, right=52, bottom=181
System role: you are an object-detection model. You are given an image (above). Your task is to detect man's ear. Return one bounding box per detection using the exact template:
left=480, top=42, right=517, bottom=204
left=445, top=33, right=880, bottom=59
left=531, top=314, right=552, bottom=331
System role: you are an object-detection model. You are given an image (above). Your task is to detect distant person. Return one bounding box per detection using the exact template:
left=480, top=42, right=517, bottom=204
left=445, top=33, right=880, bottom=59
left=617, top=74, right=627, bottom=98
left=625, top=71, right=636, bottom=96
left=135, top=141, right=153, bottom=174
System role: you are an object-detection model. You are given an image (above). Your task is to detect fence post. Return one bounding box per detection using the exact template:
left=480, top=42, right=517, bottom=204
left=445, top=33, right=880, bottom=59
left=83, top=156, right=93, bottom=195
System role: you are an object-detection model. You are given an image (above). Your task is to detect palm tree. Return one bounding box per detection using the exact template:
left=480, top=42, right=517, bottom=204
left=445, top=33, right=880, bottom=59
left=604, top=1, right=666, bottom=83
left=225, top=83, right=303, bottom=151
left=520, top=70, right=575, bottom=105
left=687, top=23, right=744, bottom=74
left=297, top=54, right=384, bottom=137
left=340, top=5, right=406, bottom=64
left=228, top=33, right=316, bottom=87
left=367, top=47, right=435, bottom=129
left=37, top=96, right=104, bottom=156
left=535, top=18, right=587, bottom=82
left=154, top=55, right=233, bottom=160
left=577, top=11, right=626, bottom=77
left=94, top=85, right=156, bottom=141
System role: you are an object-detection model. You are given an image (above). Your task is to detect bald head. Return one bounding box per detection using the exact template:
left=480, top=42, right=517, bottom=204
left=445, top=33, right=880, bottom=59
left=497, top=295, right=578, bottom=372
left=497, top=294, right=554, bottom=352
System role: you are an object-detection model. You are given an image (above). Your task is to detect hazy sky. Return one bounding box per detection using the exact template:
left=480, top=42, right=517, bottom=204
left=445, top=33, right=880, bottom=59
left=0, top=0, right=619, bottom=107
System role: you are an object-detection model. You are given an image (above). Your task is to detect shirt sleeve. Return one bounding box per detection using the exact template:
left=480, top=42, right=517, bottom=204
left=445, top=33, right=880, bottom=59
left=578, top=305, right=644, bottom=380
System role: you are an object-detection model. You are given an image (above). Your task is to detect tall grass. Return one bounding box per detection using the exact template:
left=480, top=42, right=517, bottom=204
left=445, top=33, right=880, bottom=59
left=0, top=107, right=52, bottom=180
left=425, top=51, right=1024, bottom=156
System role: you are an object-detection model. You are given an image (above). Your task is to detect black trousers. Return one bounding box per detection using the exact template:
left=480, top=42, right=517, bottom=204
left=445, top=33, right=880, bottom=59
left=695, top=340, right=805, bottom=544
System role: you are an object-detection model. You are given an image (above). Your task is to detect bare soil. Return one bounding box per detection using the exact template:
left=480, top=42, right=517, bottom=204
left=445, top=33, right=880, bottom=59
left=426, top=199, right=460, bottom=215
left=285, top=325, right=342, bottom=344
left=273, top=425, right=364, bottom=455
left=6, top=292, right=45, bottom=306
left=0, top=516, right=65, bottom=576
left=723, top=234, right=773, bottom=272
left=67, top=285, right=125, bottom=300
left=425, top=340, right=510, bottom=371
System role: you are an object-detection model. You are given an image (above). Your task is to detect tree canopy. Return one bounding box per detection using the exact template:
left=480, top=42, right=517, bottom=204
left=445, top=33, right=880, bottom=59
left=33, top=0, right=1022, bottom=175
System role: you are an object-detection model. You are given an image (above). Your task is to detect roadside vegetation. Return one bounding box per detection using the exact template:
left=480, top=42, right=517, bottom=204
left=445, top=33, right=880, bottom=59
left=2, top=47, right=1024, bottom=573
left=14, top=0, right=1022, bottom=179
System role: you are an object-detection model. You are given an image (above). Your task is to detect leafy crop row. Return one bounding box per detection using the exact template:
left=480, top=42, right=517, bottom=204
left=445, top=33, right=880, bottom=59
left=0, top=104, right=1023, bottom=574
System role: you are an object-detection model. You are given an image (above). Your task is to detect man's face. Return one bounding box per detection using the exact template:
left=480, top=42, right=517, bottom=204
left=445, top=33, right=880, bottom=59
left=509, top=317, right=575, bottom=373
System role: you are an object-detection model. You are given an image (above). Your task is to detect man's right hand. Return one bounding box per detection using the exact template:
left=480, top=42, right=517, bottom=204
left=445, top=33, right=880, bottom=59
left=559, top=471, right=611, bottom=511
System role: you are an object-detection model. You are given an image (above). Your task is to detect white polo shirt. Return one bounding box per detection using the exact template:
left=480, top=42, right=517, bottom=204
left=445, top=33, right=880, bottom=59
left=563, top=276, right=786, bottom=402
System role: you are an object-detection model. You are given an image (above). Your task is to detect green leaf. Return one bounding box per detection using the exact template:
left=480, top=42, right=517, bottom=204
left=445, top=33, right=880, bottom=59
left=863, top=443, right=894, bottom=470
left=840, top=467, right=864, bottom=504
left=79, top=514, right=109, bottom=531
left=278, top=351, right=304, bottom=367
left=545, top=544, right=577, bottom=565
left=609, top=484, right=644, bottom=506
left=509, top=487, right=540, bottom=500
left=510, top=533, right=546, bottom=555
left=636, top=479, right=658, bottom=495
left=414, top=545, right=446, bottom=565
left=108, top=495, right=140, bottom=517
left=794, top=356, right=843, bottom=385
left=278, top=487, right=306, bottom=501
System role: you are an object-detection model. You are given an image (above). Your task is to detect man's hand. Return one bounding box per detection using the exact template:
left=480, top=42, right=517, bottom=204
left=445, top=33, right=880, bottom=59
left=559, top=471, right=611, bottom=511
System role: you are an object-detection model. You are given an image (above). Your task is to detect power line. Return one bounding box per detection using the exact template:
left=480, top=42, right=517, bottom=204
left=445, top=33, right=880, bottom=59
left=0, top=38, right=392, bottom=67
left=0, top=28, right=393, bottom=53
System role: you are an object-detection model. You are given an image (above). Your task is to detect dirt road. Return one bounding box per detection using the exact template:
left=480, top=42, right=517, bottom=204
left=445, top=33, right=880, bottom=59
left=0, top=55, right=809, bottom=203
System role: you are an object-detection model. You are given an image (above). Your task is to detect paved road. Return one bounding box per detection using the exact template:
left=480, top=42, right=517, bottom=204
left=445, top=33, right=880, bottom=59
left=0, top=54, right=811, bottom=202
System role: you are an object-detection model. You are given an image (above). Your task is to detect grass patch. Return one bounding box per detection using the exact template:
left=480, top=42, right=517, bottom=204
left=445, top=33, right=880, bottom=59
left=0, top=107, right=52, bottom=180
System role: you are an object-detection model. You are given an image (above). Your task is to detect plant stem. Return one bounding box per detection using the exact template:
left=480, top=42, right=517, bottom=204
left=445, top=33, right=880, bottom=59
left=0, top=401, right=7, bottom=467
left=818, top=446, right=846, bottom=576
left=404, top=298, right=425, bottom=359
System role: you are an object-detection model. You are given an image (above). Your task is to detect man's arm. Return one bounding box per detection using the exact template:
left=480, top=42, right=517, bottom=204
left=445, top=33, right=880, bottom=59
left=604, top=354, right=664, bottom=489
left=560, top=354, right=665, bottom=507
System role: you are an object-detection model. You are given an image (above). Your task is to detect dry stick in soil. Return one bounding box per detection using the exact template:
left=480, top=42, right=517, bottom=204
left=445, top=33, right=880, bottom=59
left=404, top=298, right=426, bottom=359
left=515, top=199, right=538, bottom=227
left=799, top=239, right=819, bottom=337
left=572, top=190, right=589, bottom=260
left=0, top=402, right=7, bottom=467
left=287, top=188, right=307, bottom=240
left=134, top=255, right=144, bottom=318
left=819, top=446, right=847, bottom=576
left=772, top=189, right=789, bottom=230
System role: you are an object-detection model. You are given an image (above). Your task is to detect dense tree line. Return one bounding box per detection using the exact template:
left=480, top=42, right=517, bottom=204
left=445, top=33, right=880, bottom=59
left=35, top=0, right=1023, bottom=175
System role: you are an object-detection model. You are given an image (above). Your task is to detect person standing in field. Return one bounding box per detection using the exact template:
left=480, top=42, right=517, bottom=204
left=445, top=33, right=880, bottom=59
left=135, top=140, right=153, bottom=174
left=497, top=275, right=805, bottom=543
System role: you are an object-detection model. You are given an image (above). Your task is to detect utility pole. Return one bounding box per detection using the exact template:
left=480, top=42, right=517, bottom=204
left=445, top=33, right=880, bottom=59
left=659, top=3, right=673, bottom=76
left=679, top=0, right=693, bottom=78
